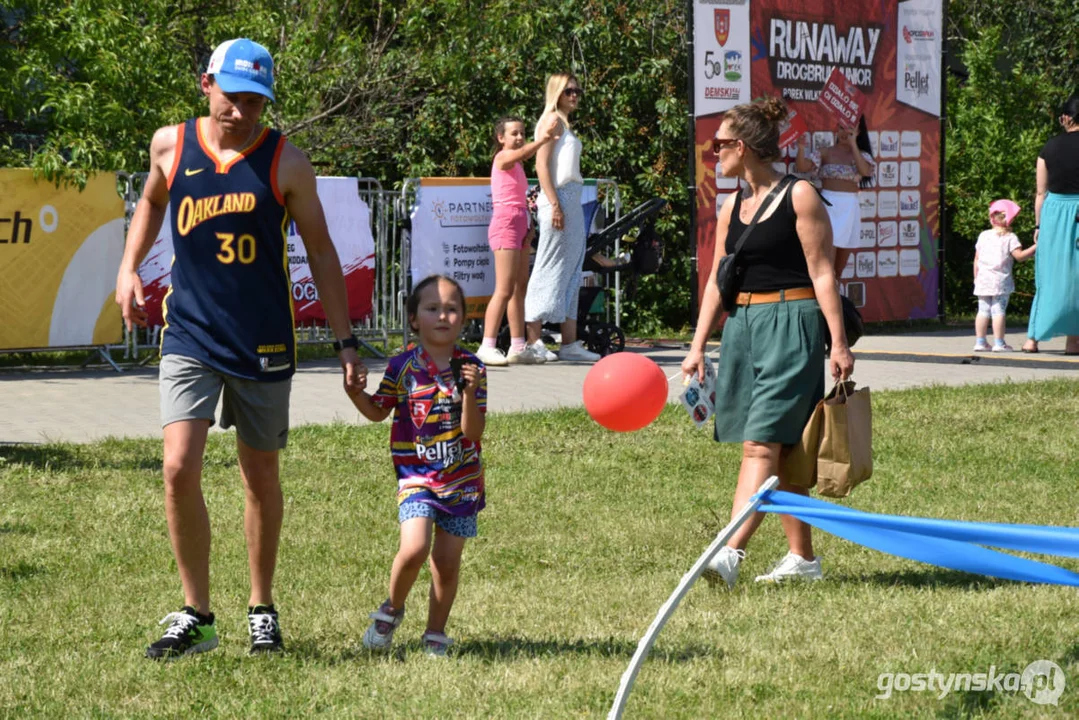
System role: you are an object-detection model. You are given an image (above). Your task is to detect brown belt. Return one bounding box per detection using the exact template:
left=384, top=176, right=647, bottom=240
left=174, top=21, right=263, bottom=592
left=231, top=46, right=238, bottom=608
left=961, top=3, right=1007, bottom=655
left=735, top=287, right=816, bottom=306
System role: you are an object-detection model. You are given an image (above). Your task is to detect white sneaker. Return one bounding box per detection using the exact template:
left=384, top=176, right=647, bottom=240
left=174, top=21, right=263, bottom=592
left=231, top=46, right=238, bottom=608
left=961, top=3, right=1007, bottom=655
left=475, top=345, right=509, bottom=367
left=507, top=345, right=545, bottom=364
left=702, top=546, right=745, bottom=590
left=530, top=340, right=558, bottom=362
left=558, top=340, right=601, bottom=362
left=754, top=552, right=823, bottom=583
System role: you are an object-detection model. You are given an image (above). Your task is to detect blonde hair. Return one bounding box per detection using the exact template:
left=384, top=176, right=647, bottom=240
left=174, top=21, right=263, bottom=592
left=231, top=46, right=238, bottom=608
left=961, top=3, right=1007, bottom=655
left=540, top=73, right=578, bottom=131
left=723, top=96, right=787, bottom=162
left=989, top=211, right=1009, bottom=228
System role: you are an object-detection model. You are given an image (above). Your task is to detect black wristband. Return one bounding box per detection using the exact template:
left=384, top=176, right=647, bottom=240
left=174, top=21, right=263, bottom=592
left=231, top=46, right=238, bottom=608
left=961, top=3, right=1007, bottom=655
left=332, top=335, right=359, bottom=352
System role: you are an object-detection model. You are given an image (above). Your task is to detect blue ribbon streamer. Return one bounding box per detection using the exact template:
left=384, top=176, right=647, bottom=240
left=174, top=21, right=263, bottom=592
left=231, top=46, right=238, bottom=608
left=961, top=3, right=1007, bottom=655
left=756, top=490, right=1079, bottom=587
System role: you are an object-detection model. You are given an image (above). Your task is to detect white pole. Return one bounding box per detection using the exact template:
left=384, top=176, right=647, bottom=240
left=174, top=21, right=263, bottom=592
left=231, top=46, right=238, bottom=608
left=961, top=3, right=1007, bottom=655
left=608, top=475, right=780, bottom=720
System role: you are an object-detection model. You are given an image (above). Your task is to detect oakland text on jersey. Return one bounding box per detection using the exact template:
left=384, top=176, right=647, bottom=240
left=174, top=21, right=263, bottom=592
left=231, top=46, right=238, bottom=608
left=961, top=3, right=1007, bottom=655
left=175, top=192, right=258, bottom=236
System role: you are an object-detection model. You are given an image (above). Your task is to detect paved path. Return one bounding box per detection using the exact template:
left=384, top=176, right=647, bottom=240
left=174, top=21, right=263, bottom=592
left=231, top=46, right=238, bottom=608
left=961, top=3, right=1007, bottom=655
left=1, top=329, right=1075, bottom=445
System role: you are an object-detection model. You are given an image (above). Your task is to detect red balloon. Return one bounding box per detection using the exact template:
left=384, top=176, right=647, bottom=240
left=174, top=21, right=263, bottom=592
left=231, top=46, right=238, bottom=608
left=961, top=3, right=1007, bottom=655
left=583, top=352, right=668, bottom=432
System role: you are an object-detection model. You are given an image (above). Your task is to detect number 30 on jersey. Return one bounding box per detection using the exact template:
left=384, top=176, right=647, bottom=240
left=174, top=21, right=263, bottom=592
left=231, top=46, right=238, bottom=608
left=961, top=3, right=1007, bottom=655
left=215, top=232, right=257, bottom=264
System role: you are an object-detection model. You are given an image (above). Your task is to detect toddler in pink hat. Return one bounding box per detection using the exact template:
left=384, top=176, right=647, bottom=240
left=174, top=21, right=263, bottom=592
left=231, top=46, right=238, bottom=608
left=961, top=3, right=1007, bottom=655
left=972, top=199, right=1036, bottom=351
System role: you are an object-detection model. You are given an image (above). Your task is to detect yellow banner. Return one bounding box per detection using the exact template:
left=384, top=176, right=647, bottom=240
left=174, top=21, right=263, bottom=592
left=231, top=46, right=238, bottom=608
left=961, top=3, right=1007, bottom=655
left=0, top=170, right=125, bottom=350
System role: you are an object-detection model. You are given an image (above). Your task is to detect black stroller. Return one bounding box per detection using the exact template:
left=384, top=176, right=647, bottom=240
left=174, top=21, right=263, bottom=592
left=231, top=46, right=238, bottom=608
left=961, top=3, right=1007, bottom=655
left=496, top=196, right=667, bottom=356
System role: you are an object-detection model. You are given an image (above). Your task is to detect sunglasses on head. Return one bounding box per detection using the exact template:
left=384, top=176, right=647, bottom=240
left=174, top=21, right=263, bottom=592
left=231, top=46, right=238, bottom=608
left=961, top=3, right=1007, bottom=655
left=563, top=87, right=584, bottom=98
left=711, top=137, right=740, bottom=154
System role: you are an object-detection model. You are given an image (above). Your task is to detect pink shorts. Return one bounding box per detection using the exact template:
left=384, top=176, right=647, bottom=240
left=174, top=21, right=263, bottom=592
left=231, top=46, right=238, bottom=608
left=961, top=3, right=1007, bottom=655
left=488, top=206, right=529, bottom=251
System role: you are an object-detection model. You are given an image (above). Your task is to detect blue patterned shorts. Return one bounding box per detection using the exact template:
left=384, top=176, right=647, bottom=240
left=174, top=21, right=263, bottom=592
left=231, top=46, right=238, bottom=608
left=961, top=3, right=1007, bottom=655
left=398, top=500, right=478, bottom=538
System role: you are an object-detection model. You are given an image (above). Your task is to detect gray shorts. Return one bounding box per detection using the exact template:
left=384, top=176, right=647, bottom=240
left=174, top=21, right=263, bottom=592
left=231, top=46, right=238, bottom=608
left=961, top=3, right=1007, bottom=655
left=160, top=354, right=291, bottom=451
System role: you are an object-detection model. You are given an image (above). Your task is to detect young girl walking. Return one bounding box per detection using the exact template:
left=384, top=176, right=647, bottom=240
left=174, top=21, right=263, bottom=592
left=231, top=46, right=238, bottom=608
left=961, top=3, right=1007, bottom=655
left=973, top=199, right=1036, bottom=352
left=476, top=114, right=560, bottom=367
left=347, top=274, right=487, bottom=656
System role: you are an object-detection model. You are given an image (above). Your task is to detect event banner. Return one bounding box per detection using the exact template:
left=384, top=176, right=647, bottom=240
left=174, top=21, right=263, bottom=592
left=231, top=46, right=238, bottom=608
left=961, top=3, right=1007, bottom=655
left=410, top=178, right=598, bottom=318
left=138, top=176, right=376, bottom=327
left=0, top=170, right=125, bottom=350
left=692, top=0, right=943, bottom=322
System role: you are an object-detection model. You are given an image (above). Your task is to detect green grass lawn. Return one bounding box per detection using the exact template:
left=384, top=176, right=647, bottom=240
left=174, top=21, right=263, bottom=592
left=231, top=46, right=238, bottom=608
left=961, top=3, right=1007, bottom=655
left=2, top=380, right=1077, bottom=718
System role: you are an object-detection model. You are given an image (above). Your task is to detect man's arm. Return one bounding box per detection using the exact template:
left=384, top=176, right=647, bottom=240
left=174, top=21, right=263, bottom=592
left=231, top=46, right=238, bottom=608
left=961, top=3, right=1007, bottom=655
left=115, top=125, right=176, bottom=330
left=277, top=142, right=363, bottom=390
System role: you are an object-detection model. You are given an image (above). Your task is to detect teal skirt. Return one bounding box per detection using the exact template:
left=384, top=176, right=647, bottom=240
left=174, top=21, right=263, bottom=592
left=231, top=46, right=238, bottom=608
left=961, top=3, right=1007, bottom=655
left=1028, top=192, right=1079, bottom=340
left=714, top=297, right=826, bottom=445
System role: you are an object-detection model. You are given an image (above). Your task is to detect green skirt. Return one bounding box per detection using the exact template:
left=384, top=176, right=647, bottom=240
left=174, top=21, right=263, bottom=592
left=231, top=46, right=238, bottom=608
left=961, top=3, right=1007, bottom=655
left=714, top=297, right=826, bottom=445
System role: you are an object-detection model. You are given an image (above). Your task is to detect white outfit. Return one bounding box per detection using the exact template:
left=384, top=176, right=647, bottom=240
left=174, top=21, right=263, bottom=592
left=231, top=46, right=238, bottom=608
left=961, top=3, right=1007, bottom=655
left=821, top=189, right=862, bottom=249
left=536, top=119, right=583, bottom=190
left=973, top=229, right=1021, bottom=296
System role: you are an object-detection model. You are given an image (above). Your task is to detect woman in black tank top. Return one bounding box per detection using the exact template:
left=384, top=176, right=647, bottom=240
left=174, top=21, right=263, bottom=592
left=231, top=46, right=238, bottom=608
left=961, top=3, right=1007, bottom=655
left=681, top=97, right=854, bottom=588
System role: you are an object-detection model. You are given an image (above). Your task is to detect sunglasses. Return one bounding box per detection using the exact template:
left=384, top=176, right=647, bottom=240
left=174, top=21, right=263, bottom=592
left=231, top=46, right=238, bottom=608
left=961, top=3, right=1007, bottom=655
left=711, top=137, right=740, bottom=154
left=562, top=87, right=584, bottom=98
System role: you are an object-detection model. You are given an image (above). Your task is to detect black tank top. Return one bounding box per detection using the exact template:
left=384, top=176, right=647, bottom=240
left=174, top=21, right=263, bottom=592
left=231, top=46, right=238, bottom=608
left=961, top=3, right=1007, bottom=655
left=724, top=179, right=813, bottom=292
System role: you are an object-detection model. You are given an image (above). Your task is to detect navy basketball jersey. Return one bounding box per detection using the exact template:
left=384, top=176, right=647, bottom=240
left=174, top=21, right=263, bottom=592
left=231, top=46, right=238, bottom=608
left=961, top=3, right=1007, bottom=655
left=162, top=118, right=295, bottom=381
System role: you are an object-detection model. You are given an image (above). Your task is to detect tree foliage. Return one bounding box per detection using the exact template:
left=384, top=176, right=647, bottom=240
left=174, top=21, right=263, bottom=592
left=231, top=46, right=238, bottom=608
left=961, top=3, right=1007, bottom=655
left=1, top=0, right=690, bottom=331
left=7, top=1, right=1075, bottom=327
left=944, top=0, right=1078, bottom=316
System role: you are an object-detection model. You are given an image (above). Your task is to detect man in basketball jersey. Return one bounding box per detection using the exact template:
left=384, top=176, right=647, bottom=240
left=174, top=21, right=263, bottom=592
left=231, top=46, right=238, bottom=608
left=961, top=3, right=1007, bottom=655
left=115, top=38, right=364, bottom=659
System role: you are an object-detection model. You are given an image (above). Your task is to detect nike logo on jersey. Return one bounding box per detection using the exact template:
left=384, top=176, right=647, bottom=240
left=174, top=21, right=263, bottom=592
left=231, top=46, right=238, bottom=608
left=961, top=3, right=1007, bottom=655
left=184, top=167, right=206, bottom=176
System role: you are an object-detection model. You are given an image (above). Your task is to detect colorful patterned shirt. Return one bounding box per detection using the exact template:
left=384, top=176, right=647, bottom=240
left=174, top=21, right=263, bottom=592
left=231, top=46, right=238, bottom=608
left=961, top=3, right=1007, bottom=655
left=371, top=345, right=486, bottom=516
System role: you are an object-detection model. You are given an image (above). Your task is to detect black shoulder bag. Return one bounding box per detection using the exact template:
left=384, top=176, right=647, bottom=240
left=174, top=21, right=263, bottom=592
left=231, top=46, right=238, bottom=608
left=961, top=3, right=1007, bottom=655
left=716, top=175, right=795, bottom=309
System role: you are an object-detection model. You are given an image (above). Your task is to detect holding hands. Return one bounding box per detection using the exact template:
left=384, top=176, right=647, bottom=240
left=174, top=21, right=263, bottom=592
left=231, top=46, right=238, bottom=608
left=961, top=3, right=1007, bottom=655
left=344, top=360, right=368, bottom=398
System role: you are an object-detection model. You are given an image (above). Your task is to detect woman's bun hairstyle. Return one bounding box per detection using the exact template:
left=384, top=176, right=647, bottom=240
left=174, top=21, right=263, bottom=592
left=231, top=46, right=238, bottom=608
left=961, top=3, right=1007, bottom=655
left=723, top=96, right=787, bottom=162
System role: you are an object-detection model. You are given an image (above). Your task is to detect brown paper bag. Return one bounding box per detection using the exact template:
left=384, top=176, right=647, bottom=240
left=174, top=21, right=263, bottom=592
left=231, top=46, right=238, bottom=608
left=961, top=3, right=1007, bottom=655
left=816, top=380, right=873, bottom=497
left=781, top=398, right=824, bottom=489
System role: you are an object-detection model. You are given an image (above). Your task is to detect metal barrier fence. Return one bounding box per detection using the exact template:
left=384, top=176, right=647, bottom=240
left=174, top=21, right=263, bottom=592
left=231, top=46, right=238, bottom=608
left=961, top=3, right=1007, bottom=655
left=93, top=173, right=622, bottom=365
left=116, top=173, right=404, bottom=360
left=395, top=178, right=622, bottom=346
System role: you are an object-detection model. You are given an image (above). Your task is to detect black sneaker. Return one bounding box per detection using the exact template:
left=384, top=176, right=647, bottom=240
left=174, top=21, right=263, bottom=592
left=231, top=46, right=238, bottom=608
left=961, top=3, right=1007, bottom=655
left=146, top=606, right=218, bottom=660
left=248, top=604, right=284, bottom=654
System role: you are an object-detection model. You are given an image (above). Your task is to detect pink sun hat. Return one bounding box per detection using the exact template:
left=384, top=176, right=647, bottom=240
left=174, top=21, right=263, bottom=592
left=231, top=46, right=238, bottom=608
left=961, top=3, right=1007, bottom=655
left=988, top=199, right=1021, bottom=226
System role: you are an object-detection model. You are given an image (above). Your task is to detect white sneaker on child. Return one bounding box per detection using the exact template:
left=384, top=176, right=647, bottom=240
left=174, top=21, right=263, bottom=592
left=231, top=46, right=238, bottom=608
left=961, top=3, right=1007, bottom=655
left=754, top=552, right=823, bottom=583
left=702, top=546, right=746, bottom=590
left=475, top=345, right=509, bottom=367
left=557, top=340, right=601, bottom=362
left=529, top=340, right=558, bottom=362
left=507, top=345, right=545, bottom=364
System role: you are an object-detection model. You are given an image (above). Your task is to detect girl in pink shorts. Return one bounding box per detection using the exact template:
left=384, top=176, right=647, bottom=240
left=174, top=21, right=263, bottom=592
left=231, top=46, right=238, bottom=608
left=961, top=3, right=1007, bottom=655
left=476, top=115, right=559, bottom=366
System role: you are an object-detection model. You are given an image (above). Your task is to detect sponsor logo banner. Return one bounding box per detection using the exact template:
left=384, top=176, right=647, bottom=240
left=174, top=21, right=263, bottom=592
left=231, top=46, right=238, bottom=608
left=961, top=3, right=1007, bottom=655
left=896, top=0, right=942, bottom=116
left=695, top=0, right=752, bottom=115
left=693, top=0, right=942, bottom=323
left=139, top=177, right=375, bottom=327
left=411, top=179, right=598, bottom=317
left=0, top=170, right=124, bottom=350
